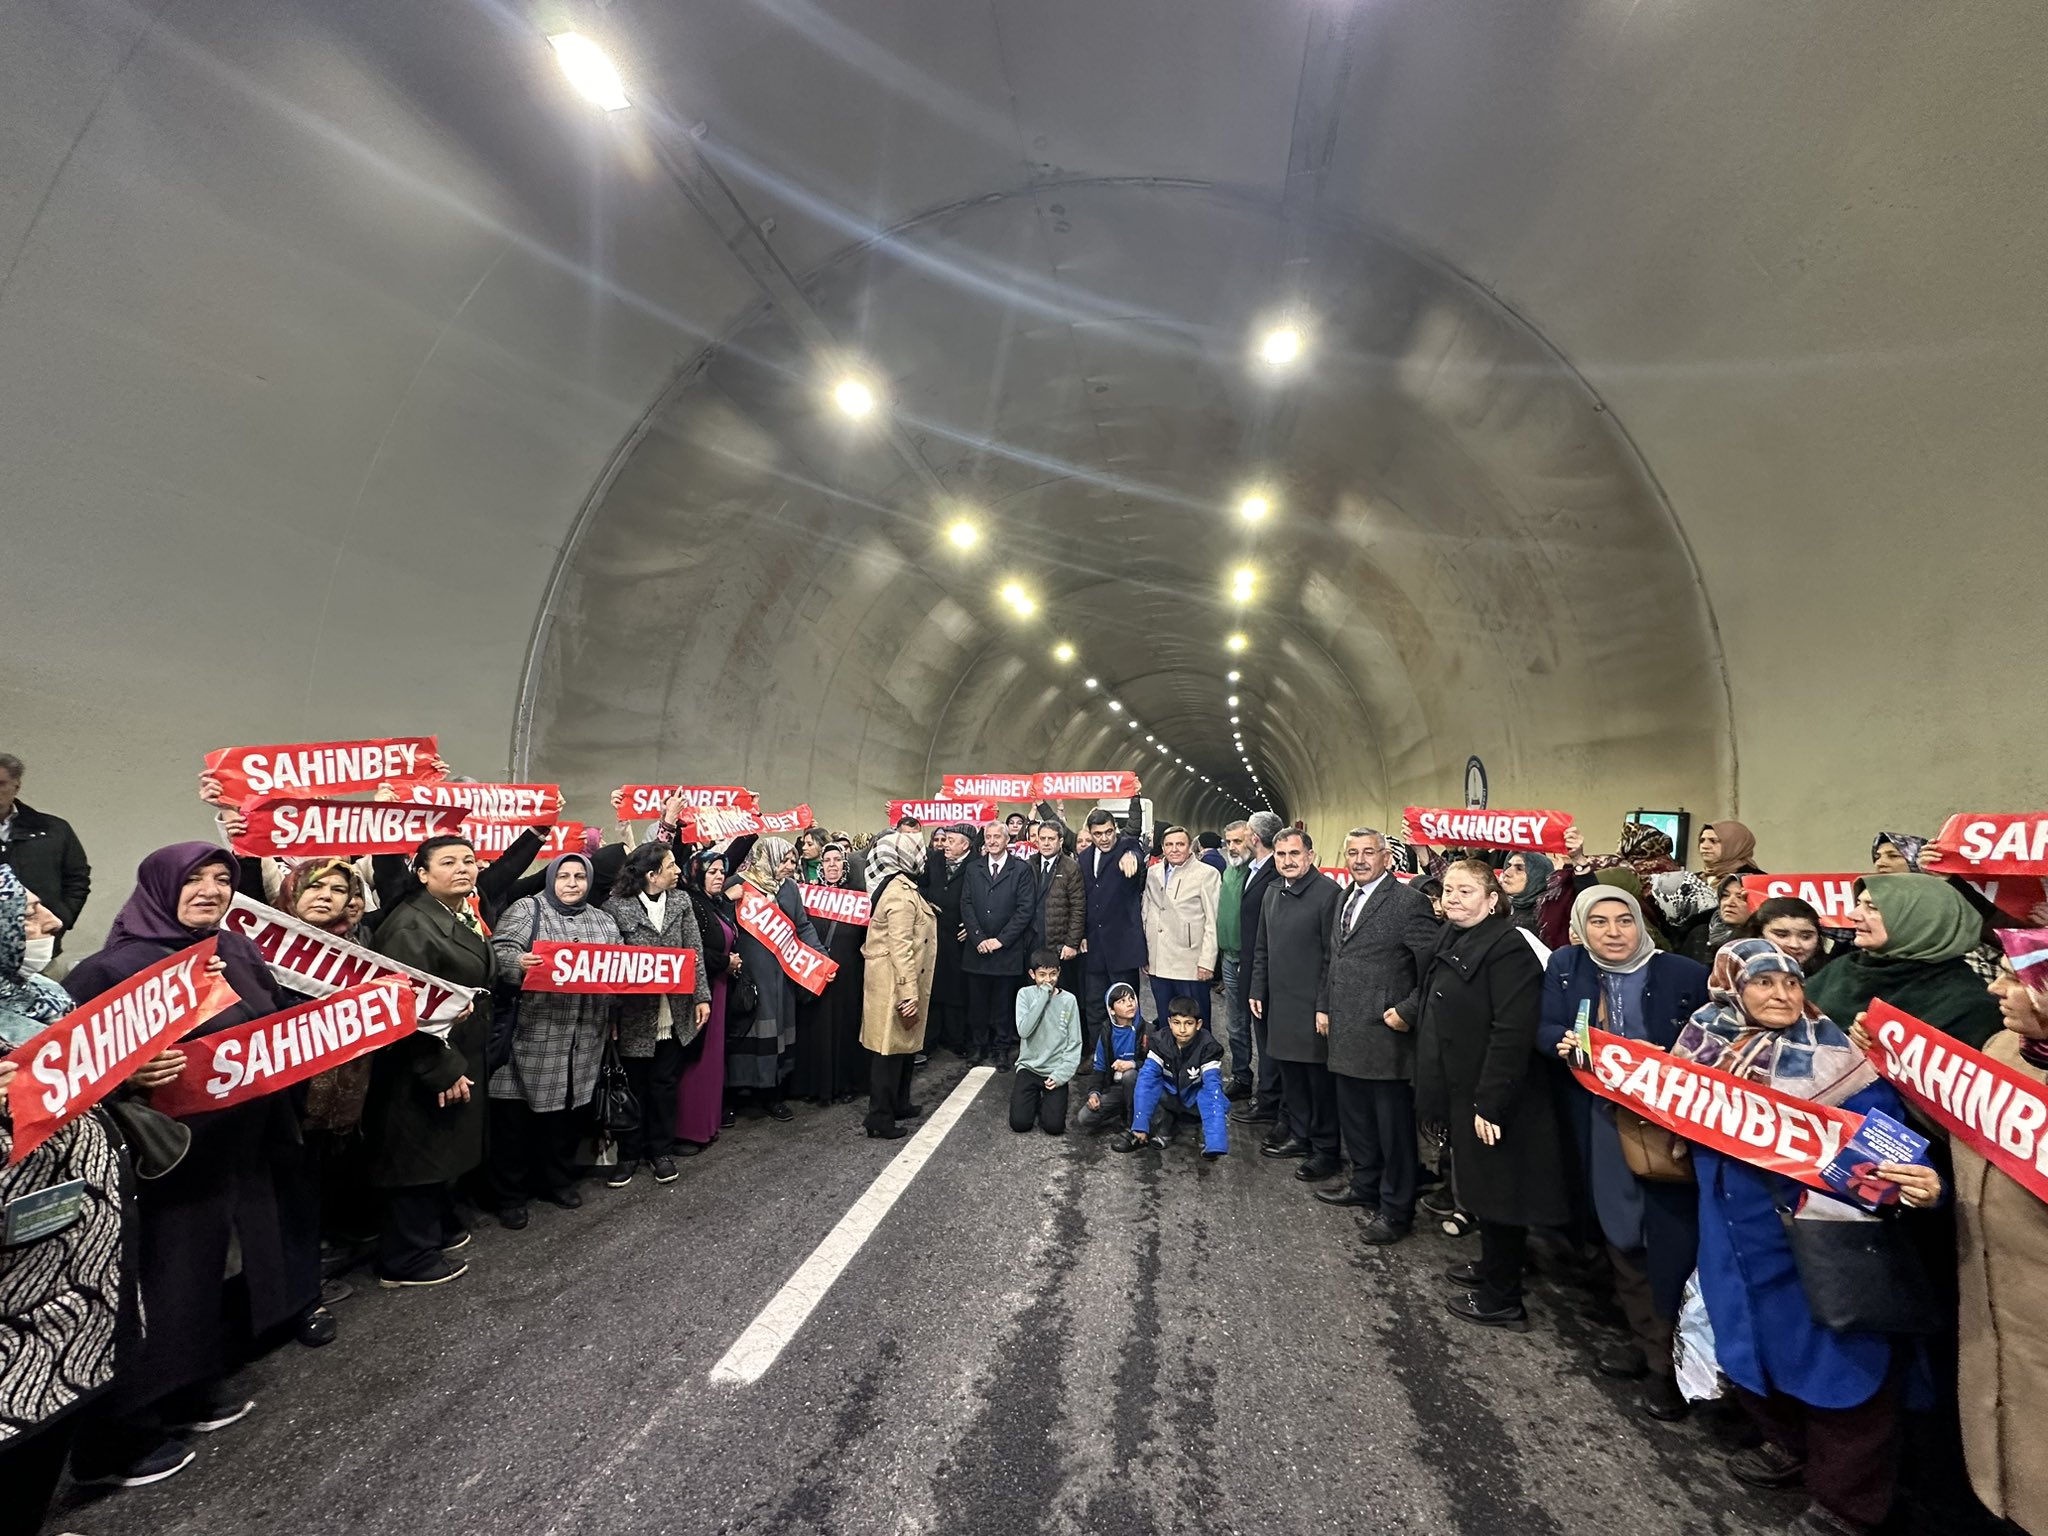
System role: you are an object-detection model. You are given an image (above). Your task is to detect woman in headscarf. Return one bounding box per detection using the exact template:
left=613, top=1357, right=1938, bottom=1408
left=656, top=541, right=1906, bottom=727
left=62, top=843, right=309, bottom=1487
left=1698, top=820, right=1763, bottom=881
left=791, top=844, right=869, bottom=1106
left=602, top=843, right=710, bottom=1187
left=1679, top=873, right=1750, bottom=965
left=1870, top=832, right=1927, bottom=876
left=1496, top=851, right=1554, bottom=937
left=727, top=837, right=821, bottom=1122
left=860, top=831, right=938, bottom=1138
left=1540, top=821, right=1688, bottom=950
left=0, top=868, right=130, bottom=1520
left=1805, top=875, right=2002, bottom=1049
left=1537, top=885, right=1709, bottom=1420
left=676, top=845, right=739, bottom=1149
left=1673, top=942, right=1940, bottom=1536
left=487, top=852, right=621, bottom=1225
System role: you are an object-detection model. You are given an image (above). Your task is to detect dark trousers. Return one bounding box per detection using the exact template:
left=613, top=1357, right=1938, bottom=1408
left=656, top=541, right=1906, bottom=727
left=1275, top=1058, right=1339, bottom=1156
left=1009, top=1069, right=1071, bottom=1134
left=621, top=1039, right=684, bottom=1162
left=1736, top=1363, right=1902, bottom=1529
left=1333, top=1074, right=1418, bottom=1224
left=930, top=999, right=968, bottom=1054
left=1081, top=963, right=1141, bottom=1075
left=1150, top=974, right=1211, bottom=1026
left=378, top=1182, right=462, bottom=1280
left=0, top=1415, right=77, bottom=1536
left=1248, top=995, right=1283, bottom=1115
left=1477, top=1220, right=1529, bottom=1309
left=865, top=1053, right=915, bottom=1135
left=489, top=1097, right=583, bottom=1207
left=966, top=972, right=1022, bottom=1060
left=1608, top=1243, right=1675, bottom=1378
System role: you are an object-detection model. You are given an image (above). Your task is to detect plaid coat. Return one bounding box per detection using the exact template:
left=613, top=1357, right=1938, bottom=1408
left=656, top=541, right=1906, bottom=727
left=489, top=896, right=621, bottom=1111
left=602, top=890, right=711, bottom=1057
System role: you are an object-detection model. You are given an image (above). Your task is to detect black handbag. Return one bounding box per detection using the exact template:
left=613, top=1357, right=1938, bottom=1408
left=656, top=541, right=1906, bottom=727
left=729, top=969, right=762, bottom=1021
left=1780, top=1201, right=1940, bottom=1335
left=595, top=1038, right=641, bottom=1136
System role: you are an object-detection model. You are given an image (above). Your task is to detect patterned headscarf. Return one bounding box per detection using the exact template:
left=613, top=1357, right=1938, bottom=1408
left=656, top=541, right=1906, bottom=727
left=0, top=867, right=73, bottom=1039
left=1672, top=941, right=1874, bottom=1107
left=866, top=831, right=927, bottom=880
left=743, top=837, right=795, bottom=896
left=1872, top=832, right=1928, bottom=873
left=1620, top=823, right=1674, bottom=862
left=276, top=857, right=364, bottom=936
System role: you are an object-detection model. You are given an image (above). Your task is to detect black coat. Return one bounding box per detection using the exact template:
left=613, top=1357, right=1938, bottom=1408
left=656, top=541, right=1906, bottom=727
left=1323, top=877, right=1439, bottom=1081
left=1078, top=836, right=1148, bottom=973
left=367, top=826, right=550, bottom=933
left=1414, top=916, right=1570, bottom=1229
left=363, top=895, right=492, bottom=1187
left=923, top=858, right=970, bottom=1006
left=1238, top=856, right=1281, bottom=993
left=961, top=855, right=1036, bottom=976
left=1250, top=870, right=1343, bottom=1063
left=0, top=802, right=91, bottom=954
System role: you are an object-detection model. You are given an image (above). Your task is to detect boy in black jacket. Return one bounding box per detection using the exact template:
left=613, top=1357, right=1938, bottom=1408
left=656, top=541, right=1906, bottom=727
left=1113, top=996, right=1229, bottom=1158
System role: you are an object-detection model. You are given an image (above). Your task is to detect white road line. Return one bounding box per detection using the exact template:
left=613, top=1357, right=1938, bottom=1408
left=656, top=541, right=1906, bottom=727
left=708, top=1064, right=994, bottom=1386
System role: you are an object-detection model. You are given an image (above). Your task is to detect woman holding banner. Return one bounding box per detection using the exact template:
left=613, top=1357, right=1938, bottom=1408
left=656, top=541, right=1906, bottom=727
left=791, top=844, right=868, bottom=1105
left=1805, top=876, right=2002, bottom=1049
left=603, top=844, right=711, bottom=1186
left=1672, top=942, right=1940, bottom=1536
left=728, top=838, right=820, bottom=1121
left=677, top=847, right=739, bottom=1148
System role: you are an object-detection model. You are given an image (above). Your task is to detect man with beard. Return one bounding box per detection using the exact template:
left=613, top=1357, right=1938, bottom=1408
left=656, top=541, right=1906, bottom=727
left=1215, top=820, right=1254, bottom=1096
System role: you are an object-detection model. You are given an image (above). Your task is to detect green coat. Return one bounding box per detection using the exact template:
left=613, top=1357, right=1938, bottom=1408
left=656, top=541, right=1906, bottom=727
left=363, top=896, right=492, bottom=1187
left=1217, top=862, right=1246, bottom=959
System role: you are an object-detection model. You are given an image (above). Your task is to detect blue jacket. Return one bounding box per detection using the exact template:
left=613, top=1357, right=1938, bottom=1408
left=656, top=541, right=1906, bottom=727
left=1079, top=836, right=1148, bottom=972
left=1094, top=1013, right=1141, bottom=1077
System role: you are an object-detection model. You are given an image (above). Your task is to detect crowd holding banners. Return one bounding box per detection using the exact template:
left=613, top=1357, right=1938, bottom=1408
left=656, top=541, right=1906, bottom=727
left=148, top=980, right=417, bottom=1118
left=222, top=892, right=469, bottom=1034
left=229, top=798, right=472, bottom=860
left=615, top=784, right=760, bottom=820
left=201, top=736, right=443, bottom=805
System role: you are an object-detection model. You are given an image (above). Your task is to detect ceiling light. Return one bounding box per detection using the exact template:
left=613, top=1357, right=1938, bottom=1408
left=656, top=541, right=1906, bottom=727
left=1107, top=699, right=1122, bottom=713
left=1052, top=641, right=1075, bottom=663
left=998, top=581, right=1034, bottom=617
left=1237, top=492, right=1270, bottom=524
left=1227, top=695, right=1239, bottom=708
left=1146, top=735, right=1156, bottom=743
left=548, top=34, right=630, bottom=111
left=833, top=376, right=877, bottom=418
left=1231, top=567, right=1256, bottom=603
left=1128, top=721, right=1138, bottom=729
left=1226, top=633, right=1248, bottom=653
left=1228, top=670, right=1241, bottom=683
left=1084, top=676, right=1098, bottom=689
left=1257, top=324, right=1304, bottom=368
left=946, top=519, right=980, bottom=550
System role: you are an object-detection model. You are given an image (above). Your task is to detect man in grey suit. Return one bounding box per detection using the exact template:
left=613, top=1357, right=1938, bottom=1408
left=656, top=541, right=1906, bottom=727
left=1315, top=827, right=1441, bottom=1243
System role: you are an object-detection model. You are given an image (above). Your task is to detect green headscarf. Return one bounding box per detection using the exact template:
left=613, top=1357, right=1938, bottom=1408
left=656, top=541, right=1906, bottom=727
left=1858, top=873, right=1981, bottom=963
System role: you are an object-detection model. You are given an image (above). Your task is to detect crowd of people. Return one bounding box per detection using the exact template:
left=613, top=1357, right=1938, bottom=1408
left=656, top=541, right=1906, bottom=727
left=2, top=745, right=2045, bottom=1536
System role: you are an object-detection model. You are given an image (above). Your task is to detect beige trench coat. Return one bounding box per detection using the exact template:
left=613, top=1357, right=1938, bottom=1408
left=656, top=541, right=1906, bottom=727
left=861, top=872, right=937, bottom=1055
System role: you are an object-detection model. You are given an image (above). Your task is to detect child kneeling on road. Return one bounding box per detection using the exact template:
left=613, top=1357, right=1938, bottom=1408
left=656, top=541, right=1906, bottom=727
left=1010, top=948, right=1082, bottom=1135
left=1113, top=996, right=1229, bottom=1159
left=1076, top=981, right=1143, bottom=1134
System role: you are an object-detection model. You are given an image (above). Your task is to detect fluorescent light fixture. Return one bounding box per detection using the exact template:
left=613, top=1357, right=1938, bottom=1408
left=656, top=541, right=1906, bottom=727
left=1052, top=641, right=1076, bottom=663
left=1227, top=670, right=1241, bottom=683
left=1226, top=633, right=1248, bottom=653
left=548, top=34, right=630, bottom=111
left=1237, top=492, right=1270, bottom=524
left=1107, top=700, right=1123, bottom=713
left=946, top=519, right=980, bottom=550
left=833, top=376, right=877, bottom=418
left=1258, top=324, right=1304, bottom=368
left=1084, top=677, right=1099, bottom=689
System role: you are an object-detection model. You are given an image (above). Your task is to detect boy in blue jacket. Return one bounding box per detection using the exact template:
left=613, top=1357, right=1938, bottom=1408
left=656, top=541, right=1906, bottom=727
left=1010, top=948, right=1082, bottom=1135
left=1076, top=982, right=1142, bottom=1134
left=1114, top=996, right=1229, bottom=1158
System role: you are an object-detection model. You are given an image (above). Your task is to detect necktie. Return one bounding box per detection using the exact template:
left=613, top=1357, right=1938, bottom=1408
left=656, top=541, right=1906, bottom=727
left=1345, top=886, right=1365, bottom=935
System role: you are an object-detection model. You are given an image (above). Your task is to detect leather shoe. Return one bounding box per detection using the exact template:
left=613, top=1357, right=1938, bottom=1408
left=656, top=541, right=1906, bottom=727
left=1228, top=1104, right=1278, bottom=1124
left=1260, top=1137, right=1310, bottom=1159
left=1223, top=1076, right=1253, bottom=1101
left=765, top=1100, right=794, bottom=1122
left=1444, top=1291, right=1530, bottom=1332
left=497, top=1204, right=530, bottom=1230
left=1726, top=1444, right=1806, bottom=1490
left=1313, top=1186, right=1374, bottom=1209
left=1358, top=1214, right=1410, bottom=1245
left=895, top=1103, right=925, bottom=1120
left=1443, top=1259, right=1483, bottom=1286
left=1293, top=1155, right=1344, bottom=1182
left=542, top=1186, right=583, bottom=1210
left=1597, top=1342, right=1648, bottom=1379
left=1640, top=1373, right=1689, bottom=1422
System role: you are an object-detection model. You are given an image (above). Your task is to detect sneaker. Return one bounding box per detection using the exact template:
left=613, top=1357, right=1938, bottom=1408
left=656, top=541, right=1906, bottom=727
left=652, top=1156, right=680, bottom=1184
left=605, top=1161, right=637, bottom=1189
left=166, top=1391, right=255, bottom=1434
left=73, top=1436, right=195, bottom=1488
left=441, top=1230, right=473, bottom=1253
left=1727, top=1444, right=1808, bottom=1490
left=378, top=1255, right=470, bottom=1289
left=1420, top=1187, right=1459, bottom=1218
left=765, top=1101, right=794, bottom=1122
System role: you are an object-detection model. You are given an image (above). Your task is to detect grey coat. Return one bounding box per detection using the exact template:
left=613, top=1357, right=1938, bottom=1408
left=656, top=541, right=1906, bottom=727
left=489, top=896, right=622, bottom=1112
left=1323, top=876, right=1439, bottom=1082
left=1249, top=870, right=1343, bottom=1064
left=602, top=890, right=711, bottom=1057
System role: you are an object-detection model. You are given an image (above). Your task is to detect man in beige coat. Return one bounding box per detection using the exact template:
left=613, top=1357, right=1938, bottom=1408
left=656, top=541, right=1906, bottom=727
left=860, top=832, right=938, bottom=1139
left=1142, top=825, right=1221, bottom=1028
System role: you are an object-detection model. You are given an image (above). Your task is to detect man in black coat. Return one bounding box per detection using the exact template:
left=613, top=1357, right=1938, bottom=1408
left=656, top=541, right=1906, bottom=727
left=1249, top=828, right=1344, bottom=1181
left=961, top=823, right=1036, bottom=1067
left=922, top=825, right=974, bottom=1055
left=1077, top=808, right=1147, bottom=1070
left=1027, top=820, right=1086, bottom=1000
left=1228, top=811, right=1286, bottom=1124
left=1316, top=828, right=1441, bottom=1242
left=0, top=752, right=91, bottom=956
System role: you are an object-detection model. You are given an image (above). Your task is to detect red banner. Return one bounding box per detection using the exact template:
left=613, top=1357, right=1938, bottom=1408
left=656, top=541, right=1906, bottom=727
left=469, top=821, right=585, bottom=865
left=616, top=784, right=761, bottom=821
left=940, top=773, right=1038, bottom=801
left=889, top=799, right=998, bottom=826
left=400, top=782, right=560, bottom=824
left=522, top=943, right=698, bottom=995
left=759, top=804, right=814, bottom=835
left=1744, top=870, right=2045, bottom=927
left=1998, top=929, right=2048, bottom=991
left=1403, top=807, right=1573, bottom=854
left=3, top=938, right=239, bottom=1162
left=1927, top=813, right=2048, bottom=876
left=1035, top=771, right=1141, bottom=800
left=232, top=798, right=469, bottom=858
left=670, top=804, right=815, bottom=842
left=150, top=980, right=417, bottom=1117
left=204, top=737, right=441, bottom=805
left=1865, top=1002, right=2048, bottom=1205
left=1571, top=1027, right=1860, bottom=1192
left=735, top=886, right=838, bottom=996
left=797, top=882, right=871, bottom=927
left=222, top=894, right=469, bottom=1033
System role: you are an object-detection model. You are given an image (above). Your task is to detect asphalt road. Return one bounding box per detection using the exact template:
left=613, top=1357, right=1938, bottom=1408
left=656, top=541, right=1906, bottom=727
left=54, top=1057, right=1790, bottom=1536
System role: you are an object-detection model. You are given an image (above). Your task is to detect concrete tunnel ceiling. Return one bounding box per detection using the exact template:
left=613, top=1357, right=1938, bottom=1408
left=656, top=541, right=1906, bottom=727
left=7, top=0, right=2047, bottom=926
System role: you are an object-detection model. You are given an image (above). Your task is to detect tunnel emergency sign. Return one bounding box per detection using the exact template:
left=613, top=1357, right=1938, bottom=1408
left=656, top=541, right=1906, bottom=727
left=888, top=799, right=998, bottom=826
left=523, top=943, right=698, bottom=995
left=150, top=980, right=417, bottom=1117
left=1402, top=807, right=1572, bottom=854
left=203, top=736, right=441, bottom=805
left=735, top=887, right=837, bottom=995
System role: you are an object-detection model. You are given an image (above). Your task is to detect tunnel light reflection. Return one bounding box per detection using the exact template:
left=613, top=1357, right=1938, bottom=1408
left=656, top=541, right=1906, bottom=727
left=1107, top=700, right=1123, bottom=713
left=548, top=34, right=630, bottom=111
left=1227, top=670, right=1241, bottom=683
left=833, top=377, right=878, bottom=418
left=1230, top=567, right=1255, bottom=603
left=1084, top=677, right=1098, bottom=689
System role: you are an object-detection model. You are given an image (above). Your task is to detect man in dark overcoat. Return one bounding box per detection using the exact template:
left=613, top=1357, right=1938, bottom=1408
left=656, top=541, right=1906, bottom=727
left=1249, top=828, right=1344, bottom=1181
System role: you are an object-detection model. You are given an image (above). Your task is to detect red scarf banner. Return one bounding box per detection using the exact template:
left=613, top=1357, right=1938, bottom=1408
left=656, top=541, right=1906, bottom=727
left=204, top=737, right=441, bottom=805
left=1035, top=771, right=1141, bottom=799
left=940, top=774, right=1038, bottom=801
left=797, top=882, right=871, bottom=927
left=399, top=782, right=560, bottom=824
left=889, top=799, right=997, bottom=826
left=1864, top=1002, right=2048, bottom=1205
left=469, top=821, right=585, bottom=865
left=669, top=804, right=815, bottom=842
left=1570, top=1027, right=1860, bottom=1192
left=222, top=894, right=468, bottom=1034
left=232, top=799, right=470, bottom=859
left=149, top=980, right=417, bottom=1117
left=1742, top=874, right=1865, bottom=926
left=617, top=784, right=761, bottom=821
left=1403, top=807, right=1574, bottom=854
left=760, top=804, right=815, bottom=835
left=522, top=943, right=698, bottom=995
left=735, top=886, right=838, bottom=996
left=3, top=938, right=240, bottom=1162
left=1926, top=813, right=2048, bottom=876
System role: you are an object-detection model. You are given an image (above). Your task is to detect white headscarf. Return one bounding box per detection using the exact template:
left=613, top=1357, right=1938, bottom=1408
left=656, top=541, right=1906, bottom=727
left=1569, top=885, right=1658, bottom=975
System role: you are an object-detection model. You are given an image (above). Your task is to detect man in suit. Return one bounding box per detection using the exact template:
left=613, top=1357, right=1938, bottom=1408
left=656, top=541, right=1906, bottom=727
left=1249, top=827, right=1344, bottom=1181
left=921, top=824, right=974, bottom=1056
left=1141, top=825, right=1221, bottom=1025
left=1077, top=808, right=1147, bottom=1071
left=1316, top=827, right=1441, bottom=1243
left=1227, top=811, right=1286, bottom=1122
left=1028, top=820, right=1085, bottom=1000
left=962, top=823, right=1036, bottom=1067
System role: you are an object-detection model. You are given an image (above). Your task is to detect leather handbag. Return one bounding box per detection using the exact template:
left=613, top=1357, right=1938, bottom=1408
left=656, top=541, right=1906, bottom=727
left=1779, top=1199, right=1940, bottom=1335
left=595, top=1037, right=641, bottom=1137
left=1615, top=1107, right=1696, bottom=1183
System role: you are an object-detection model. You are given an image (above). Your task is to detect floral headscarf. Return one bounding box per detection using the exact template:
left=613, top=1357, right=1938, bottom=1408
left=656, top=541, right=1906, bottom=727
left=1872, top=832, right=1928, bottom=873
left=1671, top=941, right=1874, bottom=1107
left=276, top=857, right=364, bottom=937
left=0, top=867, right=73, bottom=1042
left=743, top=837, right=795, bottom=896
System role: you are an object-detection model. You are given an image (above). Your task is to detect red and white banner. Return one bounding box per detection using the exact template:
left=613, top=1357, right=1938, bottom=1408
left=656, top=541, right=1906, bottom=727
left=1745, top=870, right=2047, bottom=927
left=735, top=886, right=838, bottom=996
left=401, top=782, right=560, bottom=824
left=1865, top=1002, right=2048, bottom=1206
left=469, top=821, right=585, bottom=865
left=760, top=804, right=814, bottom=834
left=222, top=894, right=469, bottom=1034
left=232, top=799, right=469, bottom=859
left=4, top=939, right=240, bottom=1162
left=150, top=980, right=417, bottom=1117
left=940, top=773, right=1038, bottom=801
left=1402, top=807, right=1573, bottom=855
left=616, top=784, right=761, bottom=821
left=797, top=882, right=871, bottom=927
left=1998, top=929, right=2048, bottom=991
left=1571, top=1027, right=1860, bottom=1192
left=670, top=804, right=815, bottom=843
left=889, top=799, right=998, bottom=826
left=522, top=943, right=698, bottom=995
left=204, top=737, right=441, bottom=805
left=1927, top=813, right=2048, bottom=876
left=1035, top=771, right=1141, bottom=800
